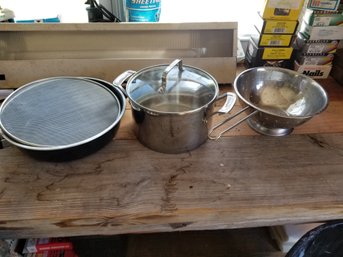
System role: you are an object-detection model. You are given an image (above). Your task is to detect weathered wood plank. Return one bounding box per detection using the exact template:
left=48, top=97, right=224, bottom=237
left=0, top=75, right=342, bottom=239
left=0, top=133, right=342, bottom=238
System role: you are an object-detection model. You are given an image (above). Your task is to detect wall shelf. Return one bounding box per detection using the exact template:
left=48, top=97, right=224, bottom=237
left=0, top=22, right=237, bottom=88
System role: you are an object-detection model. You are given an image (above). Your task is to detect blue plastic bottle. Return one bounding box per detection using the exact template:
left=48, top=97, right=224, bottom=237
left=126, top=0, right=161, bottom=22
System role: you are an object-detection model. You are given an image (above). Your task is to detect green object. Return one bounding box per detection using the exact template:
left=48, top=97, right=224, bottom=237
left=302, top=5, right=343, bottom=26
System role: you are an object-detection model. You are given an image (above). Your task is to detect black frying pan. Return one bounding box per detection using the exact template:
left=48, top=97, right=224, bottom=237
left=0, top=77, right=126, bottom=161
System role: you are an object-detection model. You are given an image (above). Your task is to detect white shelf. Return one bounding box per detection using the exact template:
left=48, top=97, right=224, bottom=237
left=0, top=22, right=238, bottom=31
left=0, top=22, right=237, bottom=88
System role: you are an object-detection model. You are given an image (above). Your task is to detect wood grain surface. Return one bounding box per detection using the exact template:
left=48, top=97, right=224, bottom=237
left=0, top=77, right=342, bottom=239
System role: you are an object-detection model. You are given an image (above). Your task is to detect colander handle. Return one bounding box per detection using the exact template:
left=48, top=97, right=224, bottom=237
left=208, top=92, right=237, bottom=117
left=208, top=106, right=258, bottom=140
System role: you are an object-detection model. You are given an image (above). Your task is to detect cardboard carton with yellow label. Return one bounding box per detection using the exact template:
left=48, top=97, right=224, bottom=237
left=260, top=0, right=305, bottom=20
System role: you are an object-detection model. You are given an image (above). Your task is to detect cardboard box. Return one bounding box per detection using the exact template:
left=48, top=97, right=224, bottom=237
left=245, top=38, right=294, bottom=68
left=260, top=0, right=305, bottom=20
left=302, top=6, right=343, bottom=26
left=246, top=37, right=294, bottom=60
left=299, top=22, right=343, bottom=40
left=252, top=30, right=293, bottom=47
left=245, top=56, right=294, bottom=69
left=307, top=0, right=341, bottom=11
left=293, top=32, right=340, bottom=54
left=294, top=60, right=332, bottom=78
left=296, top=53, right=335, bottom=65
left=255, top=12, right=298, bottom=34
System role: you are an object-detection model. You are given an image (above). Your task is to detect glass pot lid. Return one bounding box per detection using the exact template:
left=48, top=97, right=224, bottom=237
left=126, top=59, right=219, bottom=114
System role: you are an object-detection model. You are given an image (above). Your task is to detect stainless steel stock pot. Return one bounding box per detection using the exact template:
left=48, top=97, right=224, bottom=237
left=114, top=59, right=235, bottom=153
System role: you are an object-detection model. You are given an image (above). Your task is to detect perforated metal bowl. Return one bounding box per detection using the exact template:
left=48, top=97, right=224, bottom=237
left=234, top=67, right=329, bottom=136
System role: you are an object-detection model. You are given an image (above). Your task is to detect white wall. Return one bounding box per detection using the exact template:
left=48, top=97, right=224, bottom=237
left=0, top=0, right=263, bottom=35
left=0, top=0, right=88, bottom=22
left=160, top=0, right=264, bottom=35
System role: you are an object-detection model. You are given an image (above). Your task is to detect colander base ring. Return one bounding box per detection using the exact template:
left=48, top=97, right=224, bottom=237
left=247, top=118, right=294, bottom=137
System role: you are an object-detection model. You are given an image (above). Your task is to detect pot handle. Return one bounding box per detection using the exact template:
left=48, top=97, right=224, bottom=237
left=112, top=70, right=136, bottom=97
left=208, top=105, right=259, bottom=140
